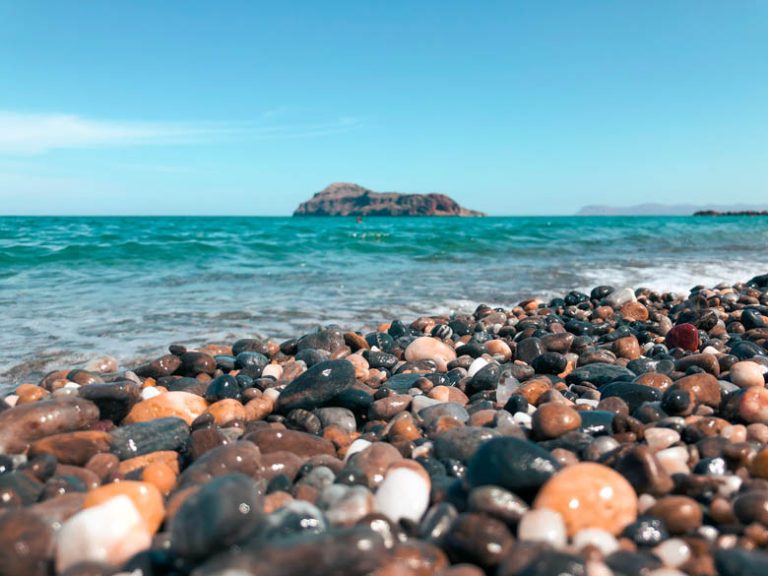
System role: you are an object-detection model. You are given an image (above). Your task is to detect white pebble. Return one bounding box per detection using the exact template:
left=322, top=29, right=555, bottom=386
left=56, top=495, right=151, bottom=573
left=467, top=357, right=489, bottom=378
left=718, top=474, right=742, bottom=498
left=587, top=561, right=615, bottom=576
left=3, top=395, right=18, bottom=407
left=576, top=398, right=599, bottom=408
left=572, top=528, right=619, bottom=556
left=654, top=538, right=691, bottom=568
left=344, top=439, right=372, bottom=462
left=263, top=387, right=280, bottom=403
left=518, top=508, right=567, bottom=548
left=644, top=428, right=680, bottom=452
left=261, top=364, right=283, bottom=380
left=514, top=412, right=532, bottom=428
left=495, top=376, right=521, bottom=407
left=638, top=494, right=657, bottom=514
left=411, top=395, right=442, bottom=413
left=656, top=446, right=690, bottom=476
left=374, top=467, right=429, bottom=524
left=140, top=387, right=162, bottom=401
left=647, top=570, right=687, bottom=576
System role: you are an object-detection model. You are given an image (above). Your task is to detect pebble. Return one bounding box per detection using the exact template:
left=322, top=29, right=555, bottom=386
left=276, top=359, right=356, bottom=412
left=729, top=360, right=765, bottom=388
left=531, top=402, right=581, bottom=439
left=405, top=337, right=457, bottom=371
left=374, top=462, right=430, bottom=523
left=56, top=495, right=152, bottom=572
left=123, top=391, right=208, bottom=425
left=646, top=496, right=702, bottom=534
left=517, top=508, right=567, bottom=547
left=534, top=462, right=637, bottom=535
left=467, top=437, right=560, bottom=500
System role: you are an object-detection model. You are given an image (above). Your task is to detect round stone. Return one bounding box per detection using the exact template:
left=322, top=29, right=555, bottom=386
left=729, top=361, right=765, bottom=388
left=532, top=403, right=582, bottom=439
left=404, top=337, right=457, bottom=372
left=533, top=462, right=637, bottom=536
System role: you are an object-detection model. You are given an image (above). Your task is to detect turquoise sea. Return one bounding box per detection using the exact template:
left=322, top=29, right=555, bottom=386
left=1, top=215, right=767, bottom=386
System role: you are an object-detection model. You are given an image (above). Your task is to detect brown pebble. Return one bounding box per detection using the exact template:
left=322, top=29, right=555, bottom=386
left=532, top=402, right=582, bottom=439
left=647, top=495, right=703, bottom=534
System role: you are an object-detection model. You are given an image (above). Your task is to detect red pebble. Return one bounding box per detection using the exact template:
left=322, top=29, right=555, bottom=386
left=666, top=323, right=700, bottom=352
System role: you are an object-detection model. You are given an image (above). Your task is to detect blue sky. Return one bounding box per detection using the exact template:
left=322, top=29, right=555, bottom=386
left=0, top=1, right=766, bottom=215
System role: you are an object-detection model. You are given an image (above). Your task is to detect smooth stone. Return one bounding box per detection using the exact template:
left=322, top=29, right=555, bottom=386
left=531, top=403, right=581, bottom=439
left=646, top=496, right=702, bottom=534
left=714, top=548, right=768, bottom=576
left=504, top=550, right=586, bottom=576
left=276, top=359, right=356, bottom=412
left=419, top=403, right=470, bottom=429
left=171, top=473, right=265, bottom=560
left=621, top=516, right=669, bottom=547
left=467, top=485, right=529, bottom=524
left=56, top=495, right=152, bottom=572
left=517, top=508, right=567, bottom=547
left=28, top=430, right=112, bottom=466
left=665, top=323, right=699, bottom=352
left=534, top=462, right=637, bottom=536
left=191, top=526, right=388, bottom=576
left=84, top=480, right=164, bottom=533
left=134, top=354, right=182, bottom=378
left=644, top=427, right=681, bottom=452
left=433, top=427, right=501, bottom=464
left=0, top=509, right=55, bottom=576
left=123, top=391, right=207, bottom=425
left=468, top=362, right=501, bottom=392
left=732, top=491, right=768, bottom=525
left=110, top=417, right=190, bottom=460
left=245, top=428, right=335, bottom=458
left=613, top=335, right=642, bottom=360
left=314, top=407, right=356, bottom=433
left=531, top=352, right=567, bottom=375
left=735, top=386, right=768, bottom=424
left=605, top=287, right=636, bottom=308
left=374, top=462, right=430, bottom=523
left=344, top=442, right=402, bottom=488
left=444, top=513, right=514, bottom=571
left=579, top=410, right=615, bottom=436
left=179, top=351, right=217, bottom=375
left=78, top=381, right=141, bottom=423
left=467, top=437, right=560, bottom=500
left=0, top=397, right=99, bottom=454
left=405, top=337, right=457, bottom=372
left=572, top=528, right=619, bottom=556
left=204, top=375, right=242, bottom=402
left=84, top=355, right=119, bottom=373
left=614, top=445, right=674, bottom=497
left=670, top=373, right=721, bottom=407
left=729, top=360, right=765, bottom=388
left=179, top=442, right=262, bottom=488
left=567, top=364, right=635, bottom=387
left=600, top=382, right=662, bottom=412
left=654, top=538, right=691, bottom=568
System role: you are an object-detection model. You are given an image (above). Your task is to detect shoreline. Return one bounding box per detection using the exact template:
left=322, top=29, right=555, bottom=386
left=1, top=274, right=768, bottom=574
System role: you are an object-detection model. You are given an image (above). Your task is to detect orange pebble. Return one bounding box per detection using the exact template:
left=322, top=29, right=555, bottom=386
left=15, top=384, right=50, bottom=404
left=84, top=480, right=165, bottom=534
left=142, top=462, right=177, bottom=494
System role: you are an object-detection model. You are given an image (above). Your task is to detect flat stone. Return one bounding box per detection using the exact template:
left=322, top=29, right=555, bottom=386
left=729, top=360, right=765, bottom=388
left=83, top=480, right=165, bottom=534
left=123, top=391, right=208, bottom=425
left=0, top=397, right=100, bottom=454
left=433, top=426, right=500, bottom=464
left=245, top=428, right=335, bottom=458
left=276, top=359, right=356, bottom=412
left=110, top=417, right=190, bottom=460
left=567, top=364, right=635, bottom=387
left=28, top=430, right=112, bottom=466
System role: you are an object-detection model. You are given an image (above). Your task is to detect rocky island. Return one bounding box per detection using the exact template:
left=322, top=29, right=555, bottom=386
left=293, top=182, right=485, bottom=217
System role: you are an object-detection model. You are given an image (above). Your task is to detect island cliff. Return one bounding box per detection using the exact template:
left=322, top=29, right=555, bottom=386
left=293, top=183, right=485, bottom=217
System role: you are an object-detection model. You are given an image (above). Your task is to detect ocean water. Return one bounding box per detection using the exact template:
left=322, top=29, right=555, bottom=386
left=1, top=215, right=767, bottom=387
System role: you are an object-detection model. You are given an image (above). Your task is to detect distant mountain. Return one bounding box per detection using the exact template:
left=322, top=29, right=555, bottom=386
left=294, top=183, right=485, bottom=217
left=577, top=203, right=768, bottom=216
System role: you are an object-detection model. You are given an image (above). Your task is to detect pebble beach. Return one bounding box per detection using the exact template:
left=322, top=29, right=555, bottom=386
left=2, top=275, right=768, bottom=575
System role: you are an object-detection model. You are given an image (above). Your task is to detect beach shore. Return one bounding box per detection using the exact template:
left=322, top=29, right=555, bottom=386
left=1, top=275, right=768, bottom=575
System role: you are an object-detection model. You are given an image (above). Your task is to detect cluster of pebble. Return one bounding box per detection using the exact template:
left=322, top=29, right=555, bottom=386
left=2, top=276, right=768, bottom=576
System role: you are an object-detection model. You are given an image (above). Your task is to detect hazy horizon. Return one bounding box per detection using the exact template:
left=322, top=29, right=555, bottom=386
left=1, top=2, right=766, bottom=215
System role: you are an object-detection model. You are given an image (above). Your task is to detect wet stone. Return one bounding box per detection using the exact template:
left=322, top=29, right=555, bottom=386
left=433, top=426, right=500, bottom=464
left=276, top=359, right=356, bottom=413
left=567, top=363, right=635, bottom=387
left=444, top=513, right=514, bottom=571
left=171, top=472, right=265, bottom=560
left=600, top=382, right=662, bottom=412
left=110, top=417, right=190, bottom=460
left=467, top=436, right=560, bottom=501
left=0, top=509, right=55, bottom=576
left=78, top=381, right=141, bottom=423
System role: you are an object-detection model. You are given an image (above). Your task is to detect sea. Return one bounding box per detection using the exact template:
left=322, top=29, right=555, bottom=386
left=1, top=215, right=767, bottom=389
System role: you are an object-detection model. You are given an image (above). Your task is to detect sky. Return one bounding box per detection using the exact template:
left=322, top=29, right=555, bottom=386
left=0, top=1, right=766, bottom=215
